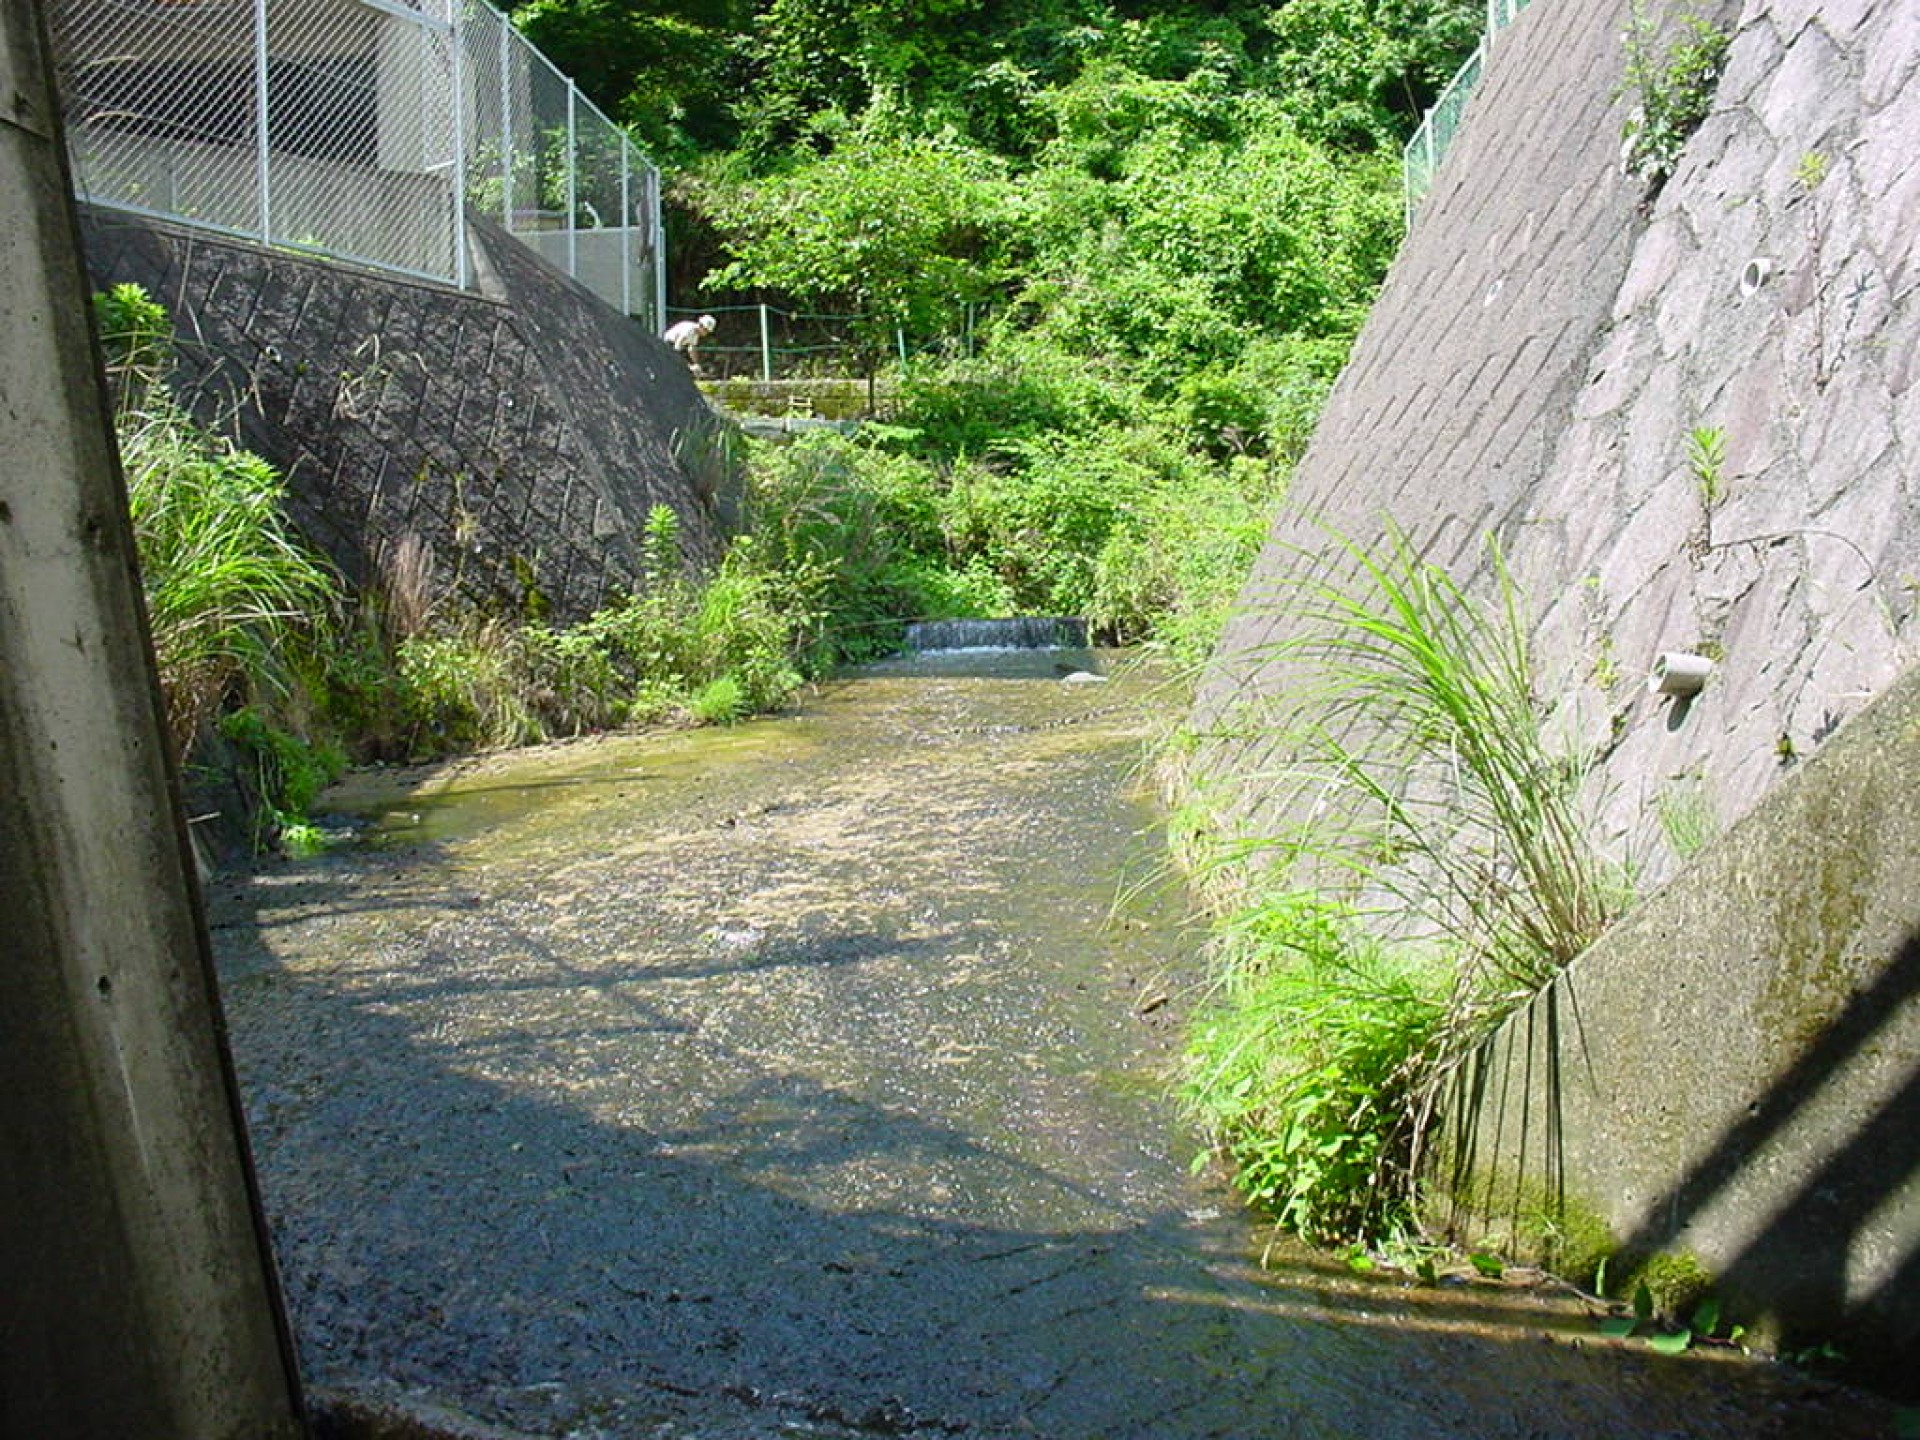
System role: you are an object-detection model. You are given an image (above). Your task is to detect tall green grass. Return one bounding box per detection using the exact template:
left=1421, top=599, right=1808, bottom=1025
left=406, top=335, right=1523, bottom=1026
left=1186, top=893, right=1446, bottom=1243
left=1182, top=530, right=1629, bottom=1243
left=96, top=286, right=824, bottom=846
left=98, top=284, right=340, bottom=761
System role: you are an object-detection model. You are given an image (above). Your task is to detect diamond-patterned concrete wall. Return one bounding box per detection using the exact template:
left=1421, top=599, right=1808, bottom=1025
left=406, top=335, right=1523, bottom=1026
left=1194, top=0, right=1920, bottom=888
left=80, top=210, right=734, bottom=623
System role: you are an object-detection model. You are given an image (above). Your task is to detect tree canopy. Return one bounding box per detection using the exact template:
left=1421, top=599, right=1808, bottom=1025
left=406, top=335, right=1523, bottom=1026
left=508, top=0, right=1485, bottom=649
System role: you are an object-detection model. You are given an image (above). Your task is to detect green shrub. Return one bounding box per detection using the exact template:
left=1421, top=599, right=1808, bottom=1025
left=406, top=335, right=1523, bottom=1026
left=104, top=287, right=340, bottom=760
left=1090, top=452, right=1279, bottom=658
left=1180, top=532, right=1631, bottom=1242
left=217, top=705, right=348, bottom=851
left=893, top=347, right=1139, bottom=458
left=744, top=433, right=935, bottom=661
left=692, top=544, right=809, bottom=710
left=942, top=428, right=1163, bottom=617
left=517, top=622, right=625, bottom=736
left=688, top=674, right=748, bottom=725
left=1185, top=894, right=1446, bottom=1243
left=394, top=626, right=541, bottom=756
left=1619, top=8, right=1730, bottom=185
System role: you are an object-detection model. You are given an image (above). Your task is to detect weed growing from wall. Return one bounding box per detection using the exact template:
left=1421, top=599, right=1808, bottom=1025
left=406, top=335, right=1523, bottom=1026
left=1618, top=6, right=1730, bottom=188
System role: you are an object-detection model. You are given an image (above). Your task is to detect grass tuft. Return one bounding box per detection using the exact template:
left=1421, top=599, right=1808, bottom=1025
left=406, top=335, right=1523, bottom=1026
left=1182, top=529, right=1629, bottom=1242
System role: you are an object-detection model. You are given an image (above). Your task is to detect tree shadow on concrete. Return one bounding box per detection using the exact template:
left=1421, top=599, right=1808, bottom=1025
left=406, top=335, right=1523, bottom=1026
left=205, top=859, right=1901, bottom=1440
left=1609, top=931, right=1920, bottom=1398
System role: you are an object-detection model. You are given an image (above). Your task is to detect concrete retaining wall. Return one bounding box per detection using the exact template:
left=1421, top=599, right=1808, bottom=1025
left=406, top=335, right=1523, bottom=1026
left=1448, top=663, right=1920, bottom=1391
left=1187, top=0, right=1920, bottom=1386
left=78, top=207, right=737, bottom=623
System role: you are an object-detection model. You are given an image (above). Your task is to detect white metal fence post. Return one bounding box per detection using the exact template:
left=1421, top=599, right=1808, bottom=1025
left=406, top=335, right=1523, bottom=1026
left=651, top=168, right=665, bottom=334
left=498, top=11, right=513, bottom=230
left=252, top=0, right=271, bottom=245
left=760, top=303, right=773, bottom=382
left=565, top=81, right=578, bottom=278
left=620, top=139, right=631, bottom=316
left=450, top=5, right=468, bottom=290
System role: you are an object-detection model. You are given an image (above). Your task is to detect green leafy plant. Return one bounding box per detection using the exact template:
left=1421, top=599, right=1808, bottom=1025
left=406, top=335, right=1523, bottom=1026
left=1686, top=425, right=1728, bottom=510
left=217, top=707, right=347, bottom=851
left=1598, top=1283, right=1742, bottom=1354
left=1184, top=893, right=1447, bottom=1243
left=102, top=287, right=341, bottom=761
left=1618, top=7, right=1730, bottom=186
left=1182, top=531, right=1630, bottom=1241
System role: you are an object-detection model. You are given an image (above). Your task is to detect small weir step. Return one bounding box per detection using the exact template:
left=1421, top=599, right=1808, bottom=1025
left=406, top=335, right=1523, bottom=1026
left=902, top=617, right=1089, bottom=652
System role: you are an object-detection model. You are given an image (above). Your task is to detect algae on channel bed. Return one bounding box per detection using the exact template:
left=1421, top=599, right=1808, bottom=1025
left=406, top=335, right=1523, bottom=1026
left=207, top=652, right=1899, bottom=1440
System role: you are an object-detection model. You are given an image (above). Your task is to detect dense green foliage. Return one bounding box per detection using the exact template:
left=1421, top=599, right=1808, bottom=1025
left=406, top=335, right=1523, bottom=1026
left=97, top=283, right=340, bottom=762
left=519, top=0, right=1481, bottom=665
left=1184, top=894, right=1445, bottom=1242
left=1179, top=535, right=1629, bottom=1244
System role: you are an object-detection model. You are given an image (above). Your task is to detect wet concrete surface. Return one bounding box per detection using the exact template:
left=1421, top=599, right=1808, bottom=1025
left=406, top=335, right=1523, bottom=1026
left=207, top=652, right=1898, bottom=1438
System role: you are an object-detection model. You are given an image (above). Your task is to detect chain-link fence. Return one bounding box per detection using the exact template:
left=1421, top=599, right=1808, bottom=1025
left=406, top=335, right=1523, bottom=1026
left=1402, top=0, right=1533, bottom=224
left=49, top=0, right=663, bottom=326
left=662, top=302, right=989, bottom=382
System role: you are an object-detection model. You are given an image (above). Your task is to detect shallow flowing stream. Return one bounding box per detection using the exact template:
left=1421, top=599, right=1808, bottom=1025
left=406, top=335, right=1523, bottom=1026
left=208, top=651, right=1890, bottom=1438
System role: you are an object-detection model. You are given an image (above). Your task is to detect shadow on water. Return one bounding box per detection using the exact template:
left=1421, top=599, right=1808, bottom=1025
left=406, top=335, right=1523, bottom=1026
left=208, top=662, right=1899, bottom=1439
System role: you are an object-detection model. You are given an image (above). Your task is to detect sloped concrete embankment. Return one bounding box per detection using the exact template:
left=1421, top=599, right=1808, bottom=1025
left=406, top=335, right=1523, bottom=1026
left=1449, top=663, right=1920, bottom=1393
left=1196, top=0, right=1920, bottom=875
left=80, top=210, right=738, bottom=621
left=1186, top=0, right=1920, bottom=1389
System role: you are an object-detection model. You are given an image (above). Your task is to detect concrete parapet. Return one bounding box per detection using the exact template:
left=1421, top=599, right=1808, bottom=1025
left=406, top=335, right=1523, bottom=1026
left=1445, top=664, right=1920, bottom=1392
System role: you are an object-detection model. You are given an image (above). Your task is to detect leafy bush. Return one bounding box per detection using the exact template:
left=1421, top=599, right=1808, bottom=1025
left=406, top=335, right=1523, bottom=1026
left=940, top=428, right=1166, bottom=618
left=1181, top=533, right=1630, bottom=1241
left=216, top=707, right=347, bottom=853
left=396, top=624, right=542, bottom=755
left=743, top=432, right=941, bottom=660
left=1185, top=894, right=1446, bottom=1243
left=697, top=125, right=1007, bottom=364
left=103, top=286, right=340, bottom=760
left=1090, top=453, right=1279, bottom=660
left=1619, top=7, right=1730, bottom=185
left=893, top=348, right=1137, bottom=459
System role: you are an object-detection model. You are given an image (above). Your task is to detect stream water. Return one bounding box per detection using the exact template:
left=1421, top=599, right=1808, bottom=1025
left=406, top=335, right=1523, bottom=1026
left=208, top=651, right=1891, bottom=1439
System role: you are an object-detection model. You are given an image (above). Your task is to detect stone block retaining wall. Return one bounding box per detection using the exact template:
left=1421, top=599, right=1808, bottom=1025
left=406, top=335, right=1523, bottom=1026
left=80, top=209, right=735, bottom=623
left=1195, top=0, right=1920, bottom=886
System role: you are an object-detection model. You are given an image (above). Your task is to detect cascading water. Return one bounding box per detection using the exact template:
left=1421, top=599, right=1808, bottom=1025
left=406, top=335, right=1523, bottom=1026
left=902, top=616, right=1089, bottom=652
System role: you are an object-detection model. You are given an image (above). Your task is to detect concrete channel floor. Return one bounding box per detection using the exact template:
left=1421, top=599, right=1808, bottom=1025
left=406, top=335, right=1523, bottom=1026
left=206, top=656, right=1901, bottom=1439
